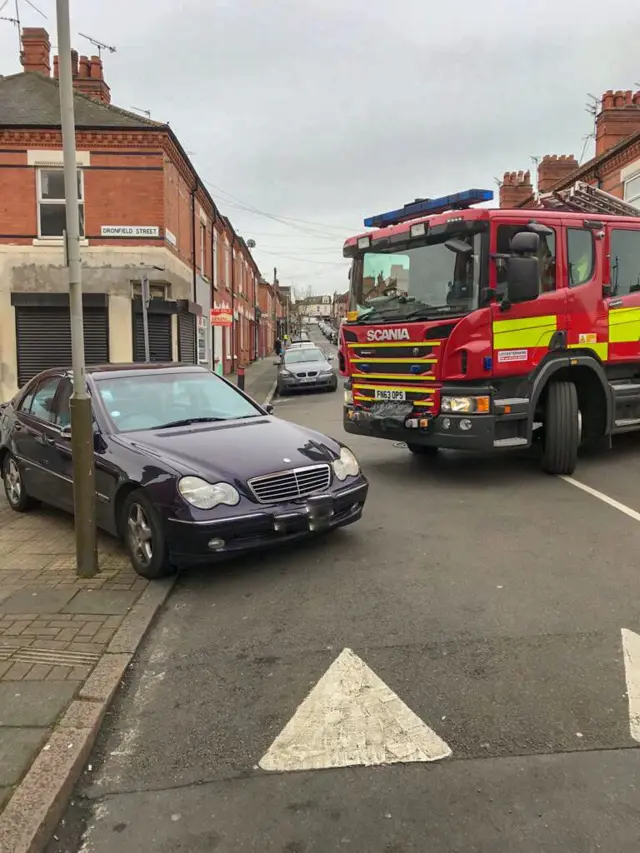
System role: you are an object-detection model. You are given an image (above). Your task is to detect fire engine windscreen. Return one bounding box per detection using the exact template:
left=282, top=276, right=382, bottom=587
left=353, top=231, right=483, bottom=322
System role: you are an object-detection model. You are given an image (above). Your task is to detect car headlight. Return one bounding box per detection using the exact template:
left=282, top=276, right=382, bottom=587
left=178, top=476, right=240, bottom=510
left=319, top=368, right=334, bottom=375
left=332, top=446, right=360, bottom=481
left=441, top=395, right=490, bottom=414
left=279, top=369, right=292, bottom=377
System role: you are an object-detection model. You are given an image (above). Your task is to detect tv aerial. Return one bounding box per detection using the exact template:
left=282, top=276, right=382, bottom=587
left=78, top=32, right=116, bottom=59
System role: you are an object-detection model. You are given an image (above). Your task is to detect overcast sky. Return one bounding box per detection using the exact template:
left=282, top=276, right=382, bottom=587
left=1, top=0, right=639, bottom=296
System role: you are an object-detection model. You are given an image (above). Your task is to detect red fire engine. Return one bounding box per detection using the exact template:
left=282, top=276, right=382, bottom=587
left=340, top=184, right=640, bottom=474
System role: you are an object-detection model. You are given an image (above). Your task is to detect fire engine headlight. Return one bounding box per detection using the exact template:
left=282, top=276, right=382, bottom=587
left=344, top=388, right=354, bottom=405
left=333, top=447, right=360, bottom=481
left=441, top=395, right=490, bottom=414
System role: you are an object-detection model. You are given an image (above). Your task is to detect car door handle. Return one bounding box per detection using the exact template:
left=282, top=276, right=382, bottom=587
left=38, top=435, right=55, bottom=446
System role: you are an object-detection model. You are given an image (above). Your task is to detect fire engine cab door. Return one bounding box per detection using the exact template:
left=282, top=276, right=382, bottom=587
left=605, top=224, right=640, bottom=367
left=563, top=221, right=608, bottom=362
left=490, top=221, right=568, bottom=379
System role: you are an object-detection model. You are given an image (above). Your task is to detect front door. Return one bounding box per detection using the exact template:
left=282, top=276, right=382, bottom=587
left=491, top=221, right=568, bottom=379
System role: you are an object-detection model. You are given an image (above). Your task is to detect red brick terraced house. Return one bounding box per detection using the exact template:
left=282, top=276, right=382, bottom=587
left=0, top=28, right=263, bottom=401
left=499, top=89, right=640, bottom=211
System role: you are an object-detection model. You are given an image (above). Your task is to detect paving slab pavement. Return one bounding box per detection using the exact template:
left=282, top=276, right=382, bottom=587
left=229, top=356, right=277, bottom=405
left=0, top=492, right=174, bottom=853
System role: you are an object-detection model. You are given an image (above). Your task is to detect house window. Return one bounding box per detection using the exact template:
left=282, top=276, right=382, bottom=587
left=225, top=239, right=231, bottom=287
left=199, top=221, right=206, bottom=276
left=38, top=168, right=84, bottom=238
left=624, top=173, right=640, bottom=210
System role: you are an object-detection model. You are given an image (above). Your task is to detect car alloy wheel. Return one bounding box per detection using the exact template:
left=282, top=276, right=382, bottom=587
left=2, top=454, right=35, bottom=512
left=127, top=502, right=153, bottom=568
left=5, top=457, right=22, bottom=506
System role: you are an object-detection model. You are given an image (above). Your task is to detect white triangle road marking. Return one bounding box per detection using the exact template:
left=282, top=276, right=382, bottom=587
left=259, top=647, right=452, bottom=772
left=621, top=629, right=640, bottom=742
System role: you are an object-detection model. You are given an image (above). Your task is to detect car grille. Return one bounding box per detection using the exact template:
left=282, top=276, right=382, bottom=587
left=295, top=371, right=318, bottom=377
left=248, top=464, right=332, bottom=504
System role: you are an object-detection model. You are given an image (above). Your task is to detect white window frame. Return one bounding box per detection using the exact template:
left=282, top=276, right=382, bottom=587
left=624, top=171, right=640, bottom=210
left=37, top=166, right=85, bottom=240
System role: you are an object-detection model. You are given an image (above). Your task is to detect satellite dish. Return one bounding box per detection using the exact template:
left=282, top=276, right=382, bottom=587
left=247, top=239, right=256, bottom=249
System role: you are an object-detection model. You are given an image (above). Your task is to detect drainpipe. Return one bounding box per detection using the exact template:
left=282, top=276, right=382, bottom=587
left=190, top=186, right=197, bottom=303
left=230, top=233, right=237, bottom=371
left=210, top=208, right=218, bottom=372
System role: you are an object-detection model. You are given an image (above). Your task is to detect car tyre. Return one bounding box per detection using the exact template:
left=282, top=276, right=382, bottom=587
left=122, top=490, right=175, bottom=580
left=2, top=453, right=37, bottom=512
left=407, top=443, right=439, bottom=456
left=541, top=380, right=579, bottom=475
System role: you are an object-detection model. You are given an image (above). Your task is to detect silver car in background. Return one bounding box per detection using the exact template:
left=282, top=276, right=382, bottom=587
left=276, top=346, right=338, bottom=395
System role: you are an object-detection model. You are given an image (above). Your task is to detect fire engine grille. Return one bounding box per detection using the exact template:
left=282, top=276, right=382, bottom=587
left=248, top=465, right=332, bottom=504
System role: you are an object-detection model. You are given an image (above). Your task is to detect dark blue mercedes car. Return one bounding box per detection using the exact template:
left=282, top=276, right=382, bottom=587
left=0, top=364, right=368, bottom=579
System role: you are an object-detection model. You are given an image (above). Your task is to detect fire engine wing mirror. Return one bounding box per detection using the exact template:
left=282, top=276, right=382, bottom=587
left=506, top=256, right=540, bottom=304
left=445, top=239, right=473, bottom=256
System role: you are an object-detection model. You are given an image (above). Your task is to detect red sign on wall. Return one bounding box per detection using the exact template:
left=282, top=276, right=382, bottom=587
left=210, top=308, right=233, bottom=327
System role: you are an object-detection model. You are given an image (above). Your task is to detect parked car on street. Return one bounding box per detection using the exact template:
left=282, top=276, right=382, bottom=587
left=0, top=364, right=368, bottom=579
left=276, top=346, right=338, bottom=395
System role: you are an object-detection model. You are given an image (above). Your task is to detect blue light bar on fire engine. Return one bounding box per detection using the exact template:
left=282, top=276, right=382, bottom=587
left=363, top=188, right=494, bottom=229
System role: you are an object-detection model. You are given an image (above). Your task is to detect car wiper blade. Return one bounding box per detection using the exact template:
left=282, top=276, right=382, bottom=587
left=156, top=416, right=227, bottom=429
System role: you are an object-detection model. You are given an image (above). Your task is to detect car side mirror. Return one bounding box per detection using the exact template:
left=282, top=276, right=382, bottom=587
left=505, top=256, right=540, bottom=305
left=265, top=403, right=274, bottom=414
left=60, top=425, right=72, bottom=440
left=327, top=355, right=334, bottom=361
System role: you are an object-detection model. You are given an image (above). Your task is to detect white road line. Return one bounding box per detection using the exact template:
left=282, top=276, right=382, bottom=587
left=560, top=476, right=640, bottom=523
left=259, top=647, right=451, bottom=772
left=621, top=629, right=640, bottom=742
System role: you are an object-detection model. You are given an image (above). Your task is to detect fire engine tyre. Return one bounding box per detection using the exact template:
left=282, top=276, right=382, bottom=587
left=407, top=443, right=439, bottom=456
left=541, top=381, right=579, bottom=476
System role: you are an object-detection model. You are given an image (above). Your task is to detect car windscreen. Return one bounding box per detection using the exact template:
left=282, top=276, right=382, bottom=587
left=95, top=371, right=263, bottom=432
left=283, top=349, right=326, bottom=364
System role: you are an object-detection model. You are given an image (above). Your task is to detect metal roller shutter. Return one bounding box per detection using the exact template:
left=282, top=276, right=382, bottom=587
left=133, top=312, right=172, bottom=362
left=15, top=306, right=109, bottom=388
left=178, top=312, right=196, bottom=363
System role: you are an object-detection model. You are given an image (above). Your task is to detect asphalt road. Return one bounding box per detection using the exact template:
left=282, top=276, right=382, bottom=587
left=48, top=328, right=640, bottom=853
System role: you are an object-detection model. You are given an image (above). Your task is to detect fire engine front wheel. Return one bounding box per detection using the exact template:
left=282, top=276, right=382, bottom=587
left=541, top=381, right=579, bottom=476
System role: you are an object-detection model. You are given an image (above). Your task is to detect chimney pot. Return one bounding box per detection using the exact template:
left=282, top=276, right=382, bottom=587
left=78, top=55, right=91, bottom=78
left=89, top=56, right=103, bottom=80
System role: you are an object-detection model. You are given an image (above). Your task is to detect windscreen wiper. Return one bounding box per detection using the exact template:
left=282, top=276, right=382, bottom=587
left=156, top=416, right=227, bottom=429
left=358, top=299, right=434, bottom=324
left=400, top=304, right=463, bottom=321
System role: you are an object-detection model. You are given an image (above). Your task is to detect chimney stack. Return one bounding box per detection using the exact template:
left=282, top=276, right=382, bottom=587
left=596, top=90, right=640, bottom=157
left=537, top=154, right=579, bottom=192
left=20, top=27, right=51, bottom=76
left=69, top=53, right=111, bottom=104
left=499, top=171, right=533, bottom=209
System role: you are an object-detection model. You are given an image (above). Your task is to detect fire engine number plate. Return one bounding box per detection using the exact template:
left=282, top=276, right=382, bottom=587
left=374, top=389, right=406, bottom=401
